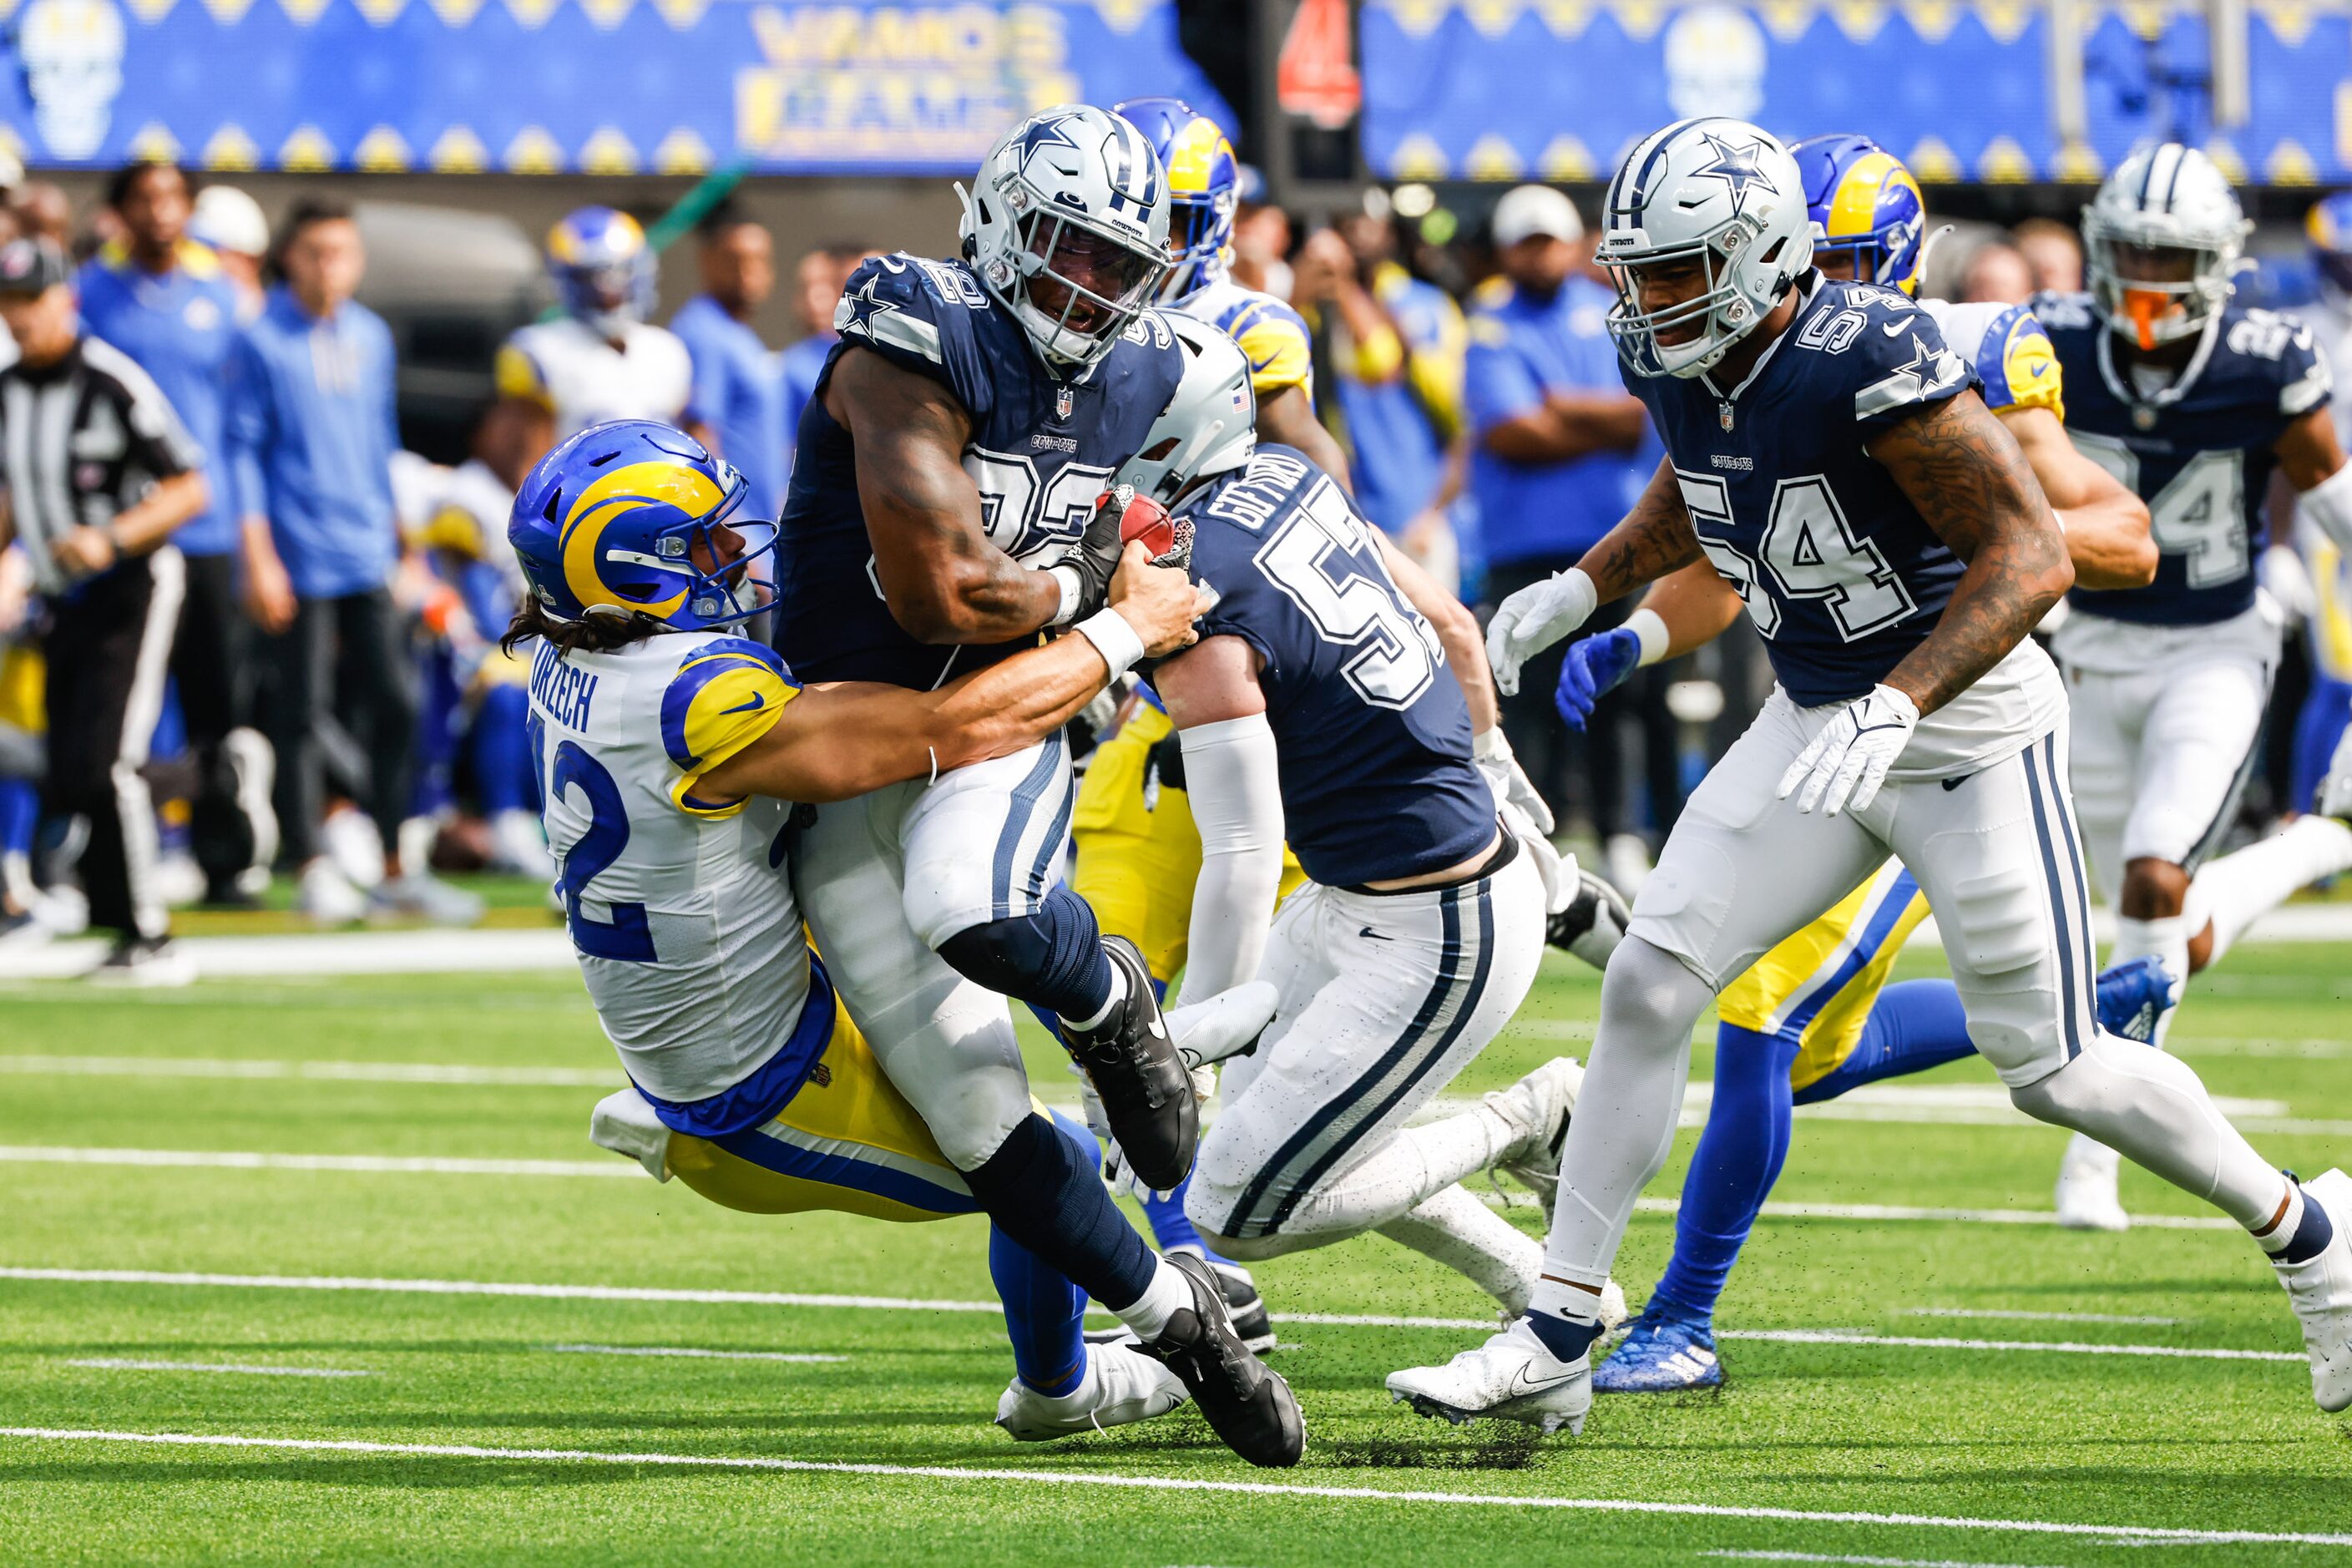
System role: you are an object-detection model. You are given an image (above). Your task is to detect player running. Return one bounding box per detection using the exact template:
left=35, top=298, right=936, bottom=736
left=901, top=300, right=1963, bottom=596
left=1545, top=134, right=2164, bottom=1391
left=1096, top=316, right=1611, bottom=1320
left=1384, top=118, right=2352, bottom=1435
left=771, top=108, right=1304, bottom=1464
left=2034, top=145, right=2352, bottom=1229
left=494, top=208, right=701, bottom=470
left=510, top=418, right=1307, bottom=1459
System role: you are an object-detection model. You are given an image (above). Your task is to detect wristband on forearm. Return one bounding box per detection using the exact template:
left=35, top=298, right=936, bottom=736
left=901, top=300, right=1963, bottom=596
left=1074, top=605, right=1147, bottom=680
left=1049, top=564, right=1085, bottom=626
left=1625, top=607, right=1671, bottom=667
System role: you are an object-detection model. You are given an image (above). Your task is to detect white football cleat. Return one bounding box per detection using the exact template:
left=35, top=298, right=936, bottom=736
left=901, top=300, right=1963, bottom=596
left=2274, top=1168, right=2352, bottom=1414
left=2055, top=1133, right=2130, bottom=1232
left=295, top=858, right=367, bottom=925
left=488, top=807, right=558, bottom=882
left=1487, top=1056, right=1582, bottom=1202
left=1385, top=1317, right=1591, bottom=1434
left=994, top=1341, right=1189, bottom=1441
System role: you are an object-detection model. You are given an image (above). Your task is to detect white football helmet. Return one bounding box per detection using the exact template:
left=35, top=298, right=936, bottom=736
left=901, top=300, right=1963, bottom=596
left=1596, top=117, right=1813, bottom=379
left=959, top=105, right=1173, bottom=373
left=2084, top=142, right=2250, bottom=350
left=1113, top=314, right=1257, bottom=506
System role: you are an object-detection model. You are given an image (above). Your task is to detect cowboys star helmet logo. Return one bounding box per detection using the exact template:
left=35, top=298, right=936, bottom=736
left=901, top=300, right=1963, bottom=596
left=1689, top=131, right=1777, bottom=215
left=1009, top=110, right=1084, bottom=177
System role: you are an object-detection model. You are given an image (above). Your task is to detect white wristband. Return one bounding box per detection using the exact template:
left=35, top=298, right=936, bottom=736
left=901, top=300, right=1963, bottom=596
left=1075, top=605, right=1147, bottom=680
left=1048, top=564, right=1085, bottom=626
left=1626, top=607, right=1672, bottom=667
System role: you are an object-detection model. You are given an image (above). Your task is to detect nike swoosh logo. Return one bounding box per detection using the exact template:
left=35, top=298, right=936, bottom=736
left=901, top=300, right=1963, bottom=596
left=1941, top=773, right=1975, bottom=792
left=1507, top=1363, right=1579, bottom=1396
left=1358, top=927, right=1391, bottom=941
left=1883, top=320, right=1910, bottom=336
left=722, top=694, right=766, bottom=716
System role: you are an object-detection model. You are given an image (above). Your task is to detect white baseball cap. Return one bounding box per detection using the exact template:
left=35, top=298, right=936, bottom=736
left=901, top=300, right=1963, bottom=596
left=1492, top=185, right=1583, bottom=249
left=190, top=185, right=269, bottom=259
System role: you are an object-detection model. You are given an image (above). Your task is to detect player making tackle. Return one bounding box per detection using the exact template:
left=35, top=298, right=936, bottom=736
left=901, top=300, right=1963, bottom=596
left=1381, top=116, right=2352, bottom=1436
left=520, top=105, right=1306, bottom=1468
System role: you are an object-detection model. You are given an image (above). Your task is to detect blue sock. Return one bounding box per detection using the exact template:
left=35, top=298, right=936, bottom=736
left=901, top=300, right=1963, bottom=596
left=472, top=685, right=533, bottom=817
left=1794, top=979, right=1977, bottom=1105
left=937, top=884, right=1115, bottom=1023
left=988, top=1111, right=1115, bottom=1395
left=960, top=1111, right=1157, bottom=1312
left=1651, top=1024, right=1798, bottom=1324
left=1526, top=1310, right=1605, bottom=1363
left=0, top=776, right=41, bottom=859
left=2280, top=1183, right=2338, bottom=1265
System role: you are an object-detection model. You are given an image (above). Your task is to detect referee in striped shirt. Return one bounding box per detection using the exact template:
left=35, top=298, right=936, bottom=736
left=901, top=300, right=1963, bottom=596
left=0, top=238, right=210, bottom=982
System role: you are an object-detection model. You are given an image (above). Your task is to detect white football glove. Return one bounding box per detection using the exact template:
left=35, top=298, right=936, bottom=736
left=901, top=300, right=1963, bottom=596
left=1472, top=726, right=1555, bottom=836
left=1485, top=568, right=1597, bottom=695
left=1777, top=684, right=1920, bottom=817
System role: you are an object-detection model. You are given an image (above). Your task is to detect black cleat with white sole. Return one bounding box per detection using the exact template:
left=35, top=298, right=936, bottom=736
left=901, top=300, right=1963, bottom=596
left=1061, top=936, right=1197, bottom=1191
left=1136, top=1252, right=1304, bottom=1466
left=1209, top=1258, right=1277, bottom=1354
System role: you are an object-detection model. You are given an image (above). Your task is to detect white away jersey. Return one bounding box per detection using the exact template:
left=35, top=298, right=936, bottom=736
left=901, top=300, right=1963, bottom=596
left=525, top=630, right=814, bottom=1110
left=498, top=316, right=694, bottom=441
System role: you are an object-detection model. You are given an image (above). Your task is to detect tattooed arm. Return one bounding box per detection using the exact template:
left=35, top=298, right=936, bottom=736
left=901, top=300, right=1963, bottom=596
left=824, top=346, right=1065, bottom=644
left=1865, top=387, right=2075, bottom=716
left=1574, top=454, right=1706, bottom=603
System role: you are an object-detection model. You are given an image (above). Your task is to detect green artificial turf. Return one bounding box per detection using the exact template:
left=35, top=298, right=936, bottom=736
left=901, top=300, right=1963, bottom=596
left=2, top=944, right=2349, bottom=1564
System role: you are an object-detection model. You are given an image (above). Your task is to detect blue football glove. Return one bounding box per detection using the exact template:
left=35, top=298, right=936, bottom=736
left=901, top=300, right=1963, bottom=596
left=1554, top=626, right=1644, bottom=732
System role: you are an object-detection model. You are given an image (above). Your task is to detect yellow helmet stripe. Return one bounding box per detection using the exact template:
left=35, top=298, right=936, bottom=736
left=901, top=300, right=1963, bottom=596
left=1824, top=151, right=1907, bottom=239
left=1162, top=118, right=1233, bottom=195
left=557, top=459, right=721, bottom=618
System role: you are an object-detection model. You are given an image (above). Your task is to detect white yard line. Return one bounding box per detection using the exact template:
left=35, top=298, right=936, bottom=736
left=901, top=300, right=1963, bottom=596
left=0, top=1147, right=632, bottom=1177
left=1900, top=1309, right=2181, bottom=1326
left=0, top=1056, right=619, bottom=1088
left=542, top=1344, right=847, bottom=1364
left=0, top=1428, right=2342, bottom=1547
left=0, top=928, right=578, bottom=981
left=0, top=1268, right=2301, bottom=1363
left=63, top=1358, right=369, bottom=1378
left=0, top=1146, right=2248, bottom=1232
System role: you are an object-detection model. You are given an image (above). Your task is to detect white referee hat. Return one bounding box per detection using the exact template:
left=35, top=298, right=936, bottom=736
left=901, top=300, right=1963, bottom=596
left=190, top=185, right=269, bottom=259
left=1492, top=185, right=1584, bottom=249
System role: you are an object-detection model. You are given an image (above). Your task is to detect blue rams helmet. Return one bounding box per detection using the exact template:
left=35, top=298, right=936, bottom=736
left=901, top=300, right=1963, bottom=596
left=1112, top=96, right=1239, bottom=302
left=1791, top=134, right=1928, bottom=296
left=2309, top=192, right=2352, bottom=297
left=508, top=420, right=775, bottom=632
left=549, top=206, right=658, bottom=335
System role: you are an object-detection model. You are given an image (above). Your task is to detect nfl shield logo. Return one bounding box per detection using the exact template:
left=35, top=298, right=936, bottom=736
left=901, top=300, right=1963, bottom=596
left=1718, top=402, right=1735, bottom=432
left=1055, top=387, right=1075, bottom=420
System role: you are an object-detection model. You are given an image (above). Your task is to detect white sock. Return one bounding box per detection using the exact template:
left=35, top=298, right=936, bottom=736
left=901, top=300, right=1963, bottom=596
left=1537, top=935, right=1708, bottom=1307
left=1111, top=1257, right=1191, bottom=1342
left=2186, top=817, right=2352, bottom=967
left=1065, top=959, right=1129, bottom=1034
left=2011, top=1034, right=2289, bottom=1231
left=1272, top=1106, right=1519, bottom=1245
left=1376, top=1184, right=1542, bottom=1312
left=2108, top=913, right=2189, bottom=1050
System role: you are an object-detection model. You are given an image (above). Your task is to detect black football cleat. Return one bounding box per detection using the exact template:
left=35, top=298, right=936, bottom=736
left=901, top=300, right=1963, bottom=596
left=1209, top=1257, right=1277, bottom=1354
left=1136, top=1252, right=1304, bottom=1467
left=1547, top=866, right=1630, bottom=970
left=1062, top=936, right=1197, bottom=1191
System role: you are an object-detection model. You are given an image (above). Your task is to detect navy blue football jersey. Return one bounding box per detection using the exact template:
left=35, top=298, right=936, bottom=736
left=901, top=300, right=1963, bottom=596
left=1178, top=445, right=1495, bottom=886
left=1626, top=277, right=1977, bottom=708
left=775, top=252, right=1188, bottom=688
left=2033, top=291, right=2332, bottom=626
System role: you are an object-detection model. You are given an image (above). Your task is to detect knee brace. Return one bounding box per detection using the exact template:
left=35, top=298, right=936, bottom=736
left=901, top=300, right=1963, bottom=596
left=933, top=884, right=1110, bottom=1021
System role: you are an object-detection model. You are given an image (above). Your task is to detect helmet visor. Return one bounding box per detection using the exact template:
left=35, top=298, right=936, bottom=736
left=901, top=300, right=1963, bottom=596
left=1600, top=239, right=1740, bottom=377
left=1017, top=209, right=1168, bottom=356
left=2088, top=235, right=2214, bottom=349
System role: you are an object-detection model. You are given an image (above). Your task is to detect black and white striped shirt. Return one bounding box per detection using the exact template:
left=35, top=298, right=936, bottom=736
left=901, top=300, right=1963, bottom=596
left=0, top=334, right=201, bottom=595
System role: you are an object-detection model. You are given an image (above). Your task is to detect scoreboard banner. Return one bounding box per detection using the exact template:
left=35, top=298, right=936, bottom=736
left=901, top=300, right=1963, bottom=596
left=1363, top=0, right=2352, bottom=185
left=0, top=0, right=1228, bottom=174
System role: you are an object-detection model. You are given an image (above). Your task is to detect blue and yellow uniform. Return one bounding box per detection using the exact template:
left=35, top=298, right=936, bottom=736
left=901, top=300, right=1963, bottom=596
left=532, top=622, right=984, bottom=1222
